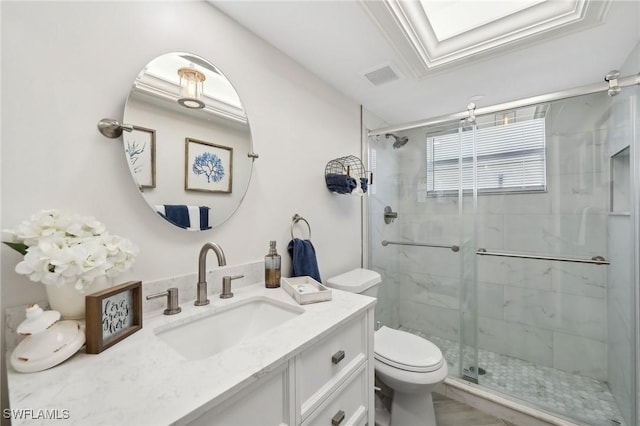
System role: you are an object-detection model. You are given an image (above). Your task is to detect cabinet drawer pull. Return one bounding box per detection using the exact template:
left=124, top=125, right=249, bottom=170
left=331, top=350, right=345, bottom=364
left=331, top=410, right=345, bottom=426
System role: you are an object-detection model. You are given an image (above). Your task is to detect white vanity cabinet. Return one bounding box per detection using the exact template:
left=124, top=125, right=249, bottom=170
left=185, top=309, right=374, bottom=426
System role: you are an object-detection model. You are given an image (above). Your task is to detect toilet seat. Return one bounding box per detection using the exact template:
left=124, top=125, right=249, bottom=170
left=374, top=326, right=444, bottom=373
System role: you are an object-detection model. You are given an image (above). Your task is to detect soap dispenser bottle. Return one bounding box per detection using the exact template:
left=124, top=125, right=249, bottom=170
left=265, top=240, right=281, bottom=288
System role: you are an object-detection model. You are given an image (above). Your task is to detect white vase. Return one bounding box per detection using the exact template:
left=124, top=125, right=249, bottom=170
left=45, top=276, right=110, bottom=320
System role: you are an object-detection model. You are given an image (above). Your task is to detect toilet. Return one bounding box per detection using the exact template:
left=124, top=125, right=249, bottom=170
left=326, top=269, right=448, bottom=426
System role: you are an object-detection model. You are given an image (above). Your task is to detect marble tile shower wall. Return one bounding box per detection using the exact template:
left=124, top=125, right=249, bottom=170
left=371, top=113, right=611, bottom=381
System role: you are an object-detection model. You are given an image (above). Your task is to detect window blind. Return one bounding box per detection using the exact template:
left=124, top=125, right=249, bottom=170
left=426, top=118, right=546, bottom=194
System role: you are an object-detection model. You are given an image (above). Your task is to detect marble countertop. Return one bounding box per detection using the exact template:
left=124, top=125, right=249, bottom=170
left=7, top=283, right=375, bottom=425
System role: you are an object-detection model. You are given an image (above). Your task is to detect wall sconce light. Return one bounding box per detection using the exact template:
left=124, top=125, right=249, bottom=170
left=177, top=66, right=206, bottom=109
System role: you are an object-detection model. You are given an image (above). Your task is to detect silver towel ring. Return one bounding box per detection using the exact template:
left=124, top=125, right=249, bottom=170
left=291, top=214, right=311, bottom=240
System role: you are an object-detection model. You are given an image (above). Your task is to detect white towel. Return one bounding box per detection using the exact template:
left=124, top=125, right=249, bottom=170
left=187, top=206, right=201, bottom=231
left=350, top=177, right=364, bottom=196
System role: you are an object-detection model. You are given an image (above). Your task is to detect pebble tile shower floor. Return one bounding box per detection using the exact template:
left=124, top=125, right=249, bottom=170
left=402, top=328, right=626, bottom=426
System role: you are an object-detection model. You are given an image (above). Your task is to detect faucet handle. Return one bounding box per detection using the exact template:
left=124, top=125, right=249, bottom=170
left=220, top=275, right=244, bottom=299
left=146, top=287, right=182, bottom=315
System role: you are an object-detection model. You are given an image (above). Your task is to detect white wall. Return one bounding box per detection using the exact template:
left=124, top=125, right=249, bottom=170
left=1, top=0, right=363, bottom=414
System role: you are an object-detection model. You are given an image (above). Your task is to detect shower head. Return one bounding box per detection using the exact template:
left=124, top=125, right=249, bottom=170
left=385, top=133, right=409, bottom=149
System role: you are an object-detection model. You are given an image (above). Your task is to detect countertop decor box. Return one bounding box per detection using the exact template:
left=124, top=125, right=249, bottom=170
left=281, top=276, right=332, bottom=305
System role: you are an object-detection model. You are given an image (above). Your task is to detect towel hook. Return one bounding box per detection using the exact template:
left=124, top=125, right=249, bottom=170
left=291, top=214, right=311, bottom=240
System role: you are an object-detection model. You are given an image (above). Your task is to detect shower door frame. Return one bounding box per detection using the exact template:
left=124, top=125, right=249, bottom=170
left=369, top=75, right=639, bottom=138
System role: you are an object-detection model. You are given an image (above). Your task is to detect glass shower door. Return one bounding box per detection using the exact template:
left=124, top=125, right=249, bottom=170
left=605, top=84, right=638, bottom=426
left=367, top=119, right=477, bottom=383
left=469, top=91, right=636, bottom=426
left=458, top=122, right=480, bottom=383
left=368, top=82, right=638, bottom=426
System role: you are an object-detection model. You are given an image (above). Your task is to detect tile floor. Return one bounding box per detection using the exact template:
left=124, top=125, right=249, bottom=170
left=433, top=393, right=519, bottom=426
left=403, top=328, right=626, bottom=426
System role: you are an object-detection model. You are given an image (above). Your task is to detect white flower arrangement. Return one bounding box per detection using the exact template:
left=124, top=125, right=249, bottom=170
left=3, top=209, right=139, bottom=292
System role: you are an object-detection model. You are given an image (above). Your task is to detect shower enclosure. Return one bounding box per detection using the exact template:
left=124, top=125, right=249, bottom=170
left=367, top=79, right=639, bottom=425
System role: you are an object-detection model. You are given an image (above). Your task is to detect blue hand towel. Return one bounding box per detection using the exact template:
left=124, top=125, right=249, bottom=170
left=325, top=173, right=357, bottom=194
left=360, top=177, right=368, bottom=193
left=287, top=238, right=321, bottom=283
left=162, top=205, right=190, bottom=229
left=156, top=205, right=211, bottom=230
left=199, top=206, right=211, bottom=230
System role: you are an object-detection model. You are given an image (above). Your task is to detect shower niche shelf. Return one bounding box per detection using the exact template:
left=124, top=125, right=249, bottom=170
left=610, top=146, right=630, bottom=214
left=324, top=155, right=372, bottom=196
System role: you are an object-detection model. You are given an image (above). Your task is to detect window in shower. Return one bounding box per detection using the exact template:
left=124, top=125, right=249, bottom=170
left=426, top=116, right=547, bottom=195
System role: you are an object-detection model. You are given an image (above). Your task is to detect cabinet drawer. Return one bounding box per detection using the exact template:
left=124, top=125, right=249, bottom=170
left=299, top=315, right=366, bottom=407
left=302, top=365, right=367, bottom=426
left=188, top=365, right=289, bottom=426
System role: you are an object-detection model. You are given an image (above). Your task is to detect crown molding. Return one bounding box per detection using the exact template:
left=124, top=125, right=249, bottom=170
left=133, top=74, right=248, bottom=125
left=360, top=0, right=611, bottom=78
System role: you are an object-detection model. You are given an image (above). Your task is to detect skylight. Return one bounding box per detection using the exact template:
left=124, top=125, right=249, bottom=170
left=419, top=0, right=545, bottom=41
left=361, top=0, right=611, bottom=77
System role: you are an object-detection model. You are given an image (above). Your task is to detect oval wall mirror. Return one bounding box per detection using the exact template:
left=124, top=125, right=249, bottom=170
left=122, top=52, right=254, bottom=231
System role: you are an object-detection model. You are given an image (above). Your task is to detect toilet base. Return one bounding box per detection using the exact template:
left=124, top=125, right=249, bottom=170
left=390, top=390, right=436, bottom=426
left=374, top=394, right=391, bottom=426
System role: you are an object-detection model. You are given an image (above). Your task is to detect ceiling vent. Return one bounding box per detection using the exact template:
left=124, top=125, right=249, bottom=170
left=364, top=64, right=400, bottom=86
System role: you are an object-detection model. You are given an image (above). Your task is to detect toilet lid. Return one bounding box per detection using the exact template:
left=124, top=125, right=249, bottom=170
left=374, top=326, right=444, bottom=373
left=326, top=268, right=381, bottom=293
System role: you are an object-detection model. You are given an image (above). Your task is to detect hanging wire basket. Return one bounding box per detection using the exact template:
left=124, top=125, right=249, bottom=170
left=324, top=155, right=372, bottom=195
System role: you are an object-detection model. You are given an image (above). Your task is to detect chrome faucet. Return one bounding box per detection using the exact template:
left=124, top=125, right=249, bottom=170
left=196, top=242, right=227, bottom=306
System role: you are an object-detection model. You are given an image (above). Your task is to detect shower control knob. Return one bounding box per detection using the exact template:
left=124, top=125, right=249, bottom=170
left=384, top=206, right=398, bottom=224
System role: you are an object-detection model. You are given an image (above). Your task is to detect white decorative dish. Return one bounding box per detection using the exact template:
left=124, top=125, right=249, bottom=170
left=10, top=304, right=85, bottom=373
left=17, top=304, right=60, bottom=335
left=281, top=276, right=332, bottom=305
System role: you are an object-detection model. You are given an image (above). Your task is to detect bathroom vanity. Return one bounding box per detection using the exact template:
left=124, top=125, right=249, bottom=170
left=6, top=283, right=375, bottom=425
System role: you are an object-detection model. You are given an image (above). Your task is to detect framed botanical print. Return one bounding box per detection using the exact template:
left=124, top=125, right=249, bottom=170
left=185, top=137, right=233, bottom=193
left=124, top=126, right=156, bottom=188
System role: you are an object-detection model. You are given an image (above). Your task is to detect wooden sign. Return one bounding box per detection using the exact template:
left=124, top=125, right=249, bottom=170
left=85, top=281, right=143, bottom=354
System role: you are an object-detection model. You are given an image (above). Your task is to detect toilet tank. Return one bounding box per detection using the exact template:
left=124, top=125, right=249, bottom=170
left=326, top=268, right=381, bottom=298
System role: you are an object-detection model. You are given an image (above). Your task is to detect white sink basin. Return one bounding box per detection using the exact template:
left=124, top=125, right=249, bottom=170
left=155, top=297, right=303, bottom=360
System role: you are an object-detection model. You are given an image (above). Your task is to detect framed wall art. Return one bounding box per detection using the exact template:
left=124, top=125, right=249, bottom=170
left=85, top=281, right=143, bottom=354
left=185, top=137, right=233, bottom=193
left=124, top=126, right=156, bottom=188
